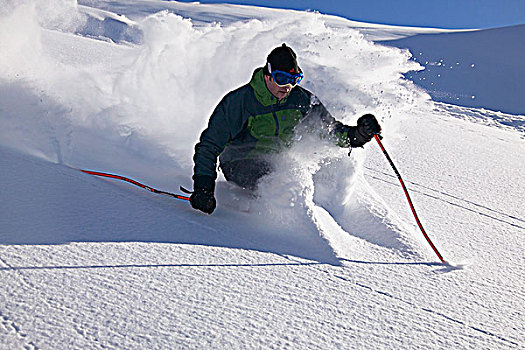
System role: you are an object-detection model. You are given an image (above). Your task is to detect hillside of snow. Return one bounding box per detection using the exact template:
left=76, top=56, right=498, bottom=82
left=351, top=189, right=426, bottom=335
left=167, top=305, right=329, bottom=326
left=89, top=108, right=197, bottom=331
left=381, top=24, right=525, bottom=115
left=1, top=1, right=524, bottom=349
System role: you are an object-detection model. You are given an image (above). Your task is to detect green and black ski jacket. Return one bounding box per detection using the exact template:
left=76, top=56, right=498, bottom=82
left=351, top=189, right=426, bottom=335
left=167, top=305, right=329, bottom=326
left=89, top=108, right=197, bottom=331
left=193, top=68, right=354, bottom=181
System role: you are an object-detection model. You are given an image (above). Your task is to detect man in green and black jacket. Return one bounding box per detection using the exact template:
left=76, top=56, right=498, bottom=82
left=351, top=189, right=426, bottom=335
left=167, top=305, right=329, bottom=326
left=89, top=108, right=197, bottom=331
left=190, top=44, right=381, bottom=214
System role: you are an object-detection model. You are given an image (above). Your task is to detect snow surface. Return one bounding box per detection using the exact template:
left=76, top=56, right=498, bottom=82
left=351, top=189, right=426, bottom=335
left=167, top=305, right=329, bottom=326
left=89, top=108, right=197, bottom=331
left=1, top=0, right=524, bottom=349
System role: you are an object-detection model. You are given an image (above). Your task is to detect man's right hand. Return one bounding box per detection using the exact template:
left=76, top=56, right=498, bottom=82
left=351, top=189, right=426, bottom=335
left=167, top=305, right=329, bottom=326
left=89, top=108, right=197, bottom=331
left=190, top=189, right=216, bottom=214
left=190, top=175, right=216, bottom=214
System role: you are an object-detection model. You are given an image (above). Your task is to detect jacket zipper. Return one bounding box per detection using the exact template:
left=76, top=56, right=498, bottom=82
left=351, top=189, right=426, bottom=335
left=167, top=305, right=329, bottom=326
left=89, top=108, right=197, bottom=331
left=271, top=97, right=279, bottom=136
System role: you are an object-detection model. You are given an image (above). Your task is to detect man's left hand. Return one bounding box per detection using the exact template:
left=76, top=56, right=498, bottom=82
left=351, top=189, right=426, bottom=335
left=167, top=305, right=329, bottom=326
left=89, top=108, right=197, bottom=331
left=350, top=114, right=381, bottom=147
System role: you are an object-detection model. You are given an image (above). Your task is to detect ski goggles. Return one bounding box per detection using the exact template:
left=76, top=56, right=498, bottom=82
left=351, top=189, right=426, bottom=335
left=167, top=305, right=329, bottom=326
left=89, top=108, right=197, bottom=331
left=270, top=69, right=304, bottom=87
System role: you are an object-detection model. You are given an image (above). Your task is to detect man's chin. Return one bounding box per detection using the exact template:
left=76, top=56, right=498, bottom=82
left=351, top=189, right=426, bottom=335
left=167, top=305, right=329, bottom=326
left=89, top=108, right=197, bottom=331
left=277, top=91, right=290, bottom=99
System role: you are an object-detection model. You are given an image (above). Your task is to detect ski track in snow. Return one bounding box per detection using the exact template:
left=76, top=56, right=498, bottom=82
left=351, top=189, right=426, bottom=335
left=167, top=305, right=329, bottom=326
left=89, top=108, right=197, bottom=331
left=364, top=166, right=525, bottom=230
left=1, top=0, right=524, bottom=349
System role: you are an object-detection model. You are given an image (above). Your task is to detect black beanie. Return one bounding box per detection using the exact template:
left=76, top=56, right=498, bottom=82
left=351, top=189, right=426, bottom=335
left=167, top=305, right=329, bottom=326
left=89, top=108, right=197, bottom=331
left=264, top=43, right=301, bottom=75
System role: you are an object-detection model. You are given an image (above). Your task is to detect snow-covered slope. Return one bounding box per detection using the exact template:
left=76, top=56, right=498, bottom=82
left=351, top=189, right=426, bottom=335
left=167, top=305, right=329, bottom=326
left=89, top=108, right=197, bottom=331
left=381, top=24, right=525, bottom=115
left=1, top=1, right=524, bottom=349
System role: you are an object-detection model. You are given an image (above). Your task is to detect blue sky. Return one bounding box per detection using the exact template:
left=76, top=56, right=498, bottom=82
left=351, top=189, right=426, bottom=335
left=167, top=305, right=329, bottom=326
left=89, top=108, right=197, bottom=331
left=178, top=0, right=525, bottom=29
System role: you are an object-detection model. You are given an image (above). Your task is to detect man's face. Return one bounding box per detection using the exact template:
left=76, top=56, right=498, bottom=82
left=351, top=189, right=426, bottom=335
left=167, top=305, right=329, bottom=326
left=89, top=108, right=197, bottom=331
left=264, top=75, right=293, bottom=101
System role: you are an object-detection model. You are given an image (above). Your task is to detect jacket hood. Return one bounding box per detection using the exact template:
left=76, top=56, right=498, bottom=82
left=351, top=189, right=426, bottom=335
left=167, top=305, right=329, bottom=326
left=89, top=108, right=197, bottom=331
left=250, top=68, right=288, bottom=106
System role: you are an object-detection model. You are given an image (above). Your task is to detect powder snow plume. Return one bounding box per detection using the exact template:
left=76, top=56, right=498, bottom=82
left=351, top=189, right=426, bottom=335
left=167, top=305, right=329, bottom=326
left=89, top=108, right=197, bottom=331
left=0, top=0, right=441, bottom=262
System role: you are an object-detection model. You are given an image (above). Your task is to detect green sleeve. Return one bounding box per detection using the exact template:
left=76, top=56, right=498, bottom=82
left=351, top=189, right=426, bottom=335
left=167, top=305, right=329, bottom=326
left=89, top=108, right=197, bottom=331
left=308, top=96, right=356, bottom=147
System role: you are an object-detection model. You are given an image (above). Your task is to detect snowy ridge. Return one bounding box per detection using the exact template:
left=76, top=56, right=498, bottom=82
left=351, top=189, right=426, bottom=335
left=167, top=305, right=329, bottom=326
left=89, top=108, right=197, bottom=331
left=1, top=1, right=524, bottom=349
left=433, top=102, right=525, bottom=134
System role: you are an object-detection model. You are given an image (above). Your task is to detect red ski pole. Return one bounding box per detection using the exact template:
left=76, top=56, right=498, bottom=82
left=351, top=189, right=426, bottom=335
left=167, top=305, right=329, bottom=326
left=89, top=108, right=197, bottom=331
left=79, top=170, right=190, bottom=201
left=373, top=134, right=446, bottom=263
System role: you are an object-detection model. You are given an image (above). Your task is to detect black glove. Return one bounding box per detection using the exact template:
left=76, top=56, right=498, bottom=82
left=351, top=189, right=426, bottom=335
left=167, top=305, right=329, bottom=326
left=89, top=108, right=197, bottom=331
left=190, top=175, right=216, bottom=214
left=350, top=114, right=381, bottom=147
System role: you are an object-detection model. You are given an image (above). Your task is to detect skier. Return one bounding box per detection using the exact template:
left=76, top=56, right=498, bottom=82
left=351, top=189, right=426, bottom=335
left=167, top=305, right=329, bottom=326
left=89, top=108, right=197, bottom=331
left=190, top=43, right=381, bottom=214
